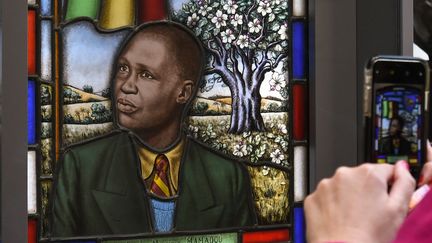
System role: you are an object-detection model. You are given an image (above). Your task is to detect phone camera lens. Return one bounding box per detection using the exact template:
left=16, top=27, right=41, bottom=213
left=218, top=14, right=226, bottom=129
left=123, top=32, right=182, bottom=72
left=405, top=71, right=410, bottom=76
left=390, top=70, right=395, bottom=75
left=419, top=72, right=424, bottom=77
left=375, top=70, right=380, bottom=75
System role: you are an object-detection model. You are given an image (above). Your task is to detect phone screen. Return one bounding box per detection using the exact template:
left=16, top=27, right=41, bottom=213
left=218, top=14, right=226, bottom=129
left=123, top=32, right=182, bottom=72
left=373, top=86, right=422, bottom=164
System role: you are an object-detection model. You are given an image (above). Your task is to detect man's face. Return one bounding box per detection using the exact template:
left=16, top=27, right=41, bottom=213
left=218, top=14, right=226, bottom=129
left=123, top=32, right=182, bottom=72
left=114, top=33, right=183, bottom=133
left=389, top=119, right=401, bottom=136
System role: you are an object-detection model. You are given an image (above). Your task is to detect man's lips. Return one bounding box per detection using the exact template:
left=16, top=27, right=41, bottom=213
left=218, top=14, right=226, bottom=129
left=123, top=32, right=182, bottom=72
left=117, top=98, right=138, bottom=114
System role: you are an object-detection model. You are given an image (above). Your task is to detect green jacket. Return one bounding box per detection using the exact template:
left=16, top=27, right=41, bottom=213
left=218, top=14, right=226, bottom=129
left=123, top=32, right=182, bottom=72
left=51, top=131, right=256, bottom=237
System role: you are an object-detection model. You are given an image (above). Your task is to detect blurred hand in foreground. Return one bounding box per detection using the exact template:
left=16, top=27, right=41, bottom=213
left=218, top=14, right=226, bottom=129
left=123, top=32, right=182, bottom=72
left=305, top=161, right=415, bottom=243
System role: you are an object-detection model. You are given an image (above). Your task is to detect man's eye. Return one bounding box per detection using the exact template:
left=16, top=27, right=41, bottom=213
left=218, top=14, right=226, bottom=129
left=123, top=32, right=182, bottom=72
left=140, top=71, right=154, bottom=79
left=118, top=65, right=129, bottom=73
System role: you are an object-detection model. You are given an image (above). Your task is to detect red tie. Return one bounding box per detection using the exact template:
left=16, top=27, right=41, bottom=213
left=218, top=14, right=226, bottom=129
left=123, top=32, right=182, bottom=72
left=150, top=154, right=171, bottom=198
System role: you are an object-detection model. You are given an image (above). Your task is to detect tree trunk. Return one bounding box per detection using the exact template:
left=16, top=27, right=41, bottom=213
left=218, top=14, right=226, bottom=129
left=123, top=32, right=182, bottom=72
left=228, top=85, right=265, bottom=134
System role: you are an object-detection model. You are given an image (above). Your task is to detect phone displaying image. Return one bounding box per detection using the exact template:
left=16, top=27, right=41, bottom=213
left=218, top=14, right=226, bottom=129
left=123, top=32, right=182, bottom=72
left=364, top=56, right=430, bottom=177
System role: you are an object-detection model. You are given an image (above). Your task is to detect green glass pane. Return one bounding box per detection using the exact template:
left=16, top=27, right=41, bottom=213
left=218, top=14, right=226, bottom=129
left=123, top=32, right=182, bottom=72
left=65, top=0, right=100, bottom=21
left=103, top=233, right=237, bottom=243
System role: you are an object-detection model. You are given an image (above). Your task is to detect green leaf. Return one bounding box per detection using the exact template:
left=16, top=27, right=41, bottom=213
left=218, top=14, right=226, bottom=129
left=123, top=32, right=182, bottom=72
left=199, top=18, right=208, bottom=28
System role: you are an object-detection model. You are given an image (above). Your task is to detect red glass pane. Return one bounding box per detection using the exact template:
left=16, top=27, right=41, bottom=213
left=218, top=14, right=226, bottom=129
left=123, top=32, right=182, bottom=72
left=28, top=10, right=36, bottom=74
left=293, top=84, right=307, bottom=140
left=137, top=0, right=166, bottom=22
left=28, top=219, right=37, bottom=243
left=243, top=229, right=290, bottom=243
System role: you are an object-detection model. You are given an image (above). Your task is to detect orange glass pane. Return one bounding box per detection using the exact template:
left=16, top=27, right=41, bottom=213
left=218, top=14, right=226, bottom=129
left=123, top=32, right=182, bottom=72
left=28, top=10, right=36, bottom=74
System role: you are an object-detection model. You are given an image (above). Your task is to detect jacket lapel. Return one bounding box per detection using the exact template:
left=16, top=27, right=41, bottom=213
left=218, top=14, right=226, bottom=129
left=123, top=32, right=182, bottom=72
left=92, top=133, right=152, bottom=234
left=176, top=139, right=224, bottom=229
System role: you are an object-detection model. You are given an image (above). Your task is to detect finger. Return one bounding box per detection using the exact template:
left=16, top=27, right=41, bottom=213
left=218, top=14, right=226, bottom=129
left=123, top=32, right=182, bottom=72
left=388, top=161, right=416, bottom=211
left=362, top=163, right=395, bottom=183
left=427, top=139, right=432, bottom=162
left=418, top=140, right=432, bottom=185
left=419, top=162, right=432, bottom=186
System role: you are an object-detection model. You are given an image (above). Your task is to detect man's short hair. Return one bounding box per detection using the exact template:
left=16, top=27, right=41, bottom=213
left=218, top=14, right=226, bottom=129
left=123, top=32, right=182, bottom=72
left=391, top=116, right=405, bottom=130
left=121, top=21, right=205, bottom=86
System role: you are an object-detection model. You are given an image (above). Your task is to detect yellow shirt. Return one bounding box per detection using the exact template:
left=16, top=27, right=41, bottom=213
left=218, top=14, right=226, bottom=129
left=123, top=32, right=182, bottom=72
left=137, top=139, right=184, bottom=194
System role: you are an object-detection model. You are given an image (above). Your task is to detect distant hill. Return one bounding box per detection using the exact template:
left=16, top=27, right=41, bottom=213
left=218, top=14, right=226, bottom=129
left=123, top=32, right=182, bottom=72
left=191, top=96, right=285, bottom=115
left=64, top=85, right=108, bottom=104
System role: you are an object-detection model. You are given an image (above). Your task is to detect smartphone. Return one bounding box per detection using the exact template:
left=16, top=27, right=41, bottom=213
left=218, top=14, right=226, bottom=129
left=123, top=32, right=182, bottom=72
left=364, top=56, right=430, bottom=178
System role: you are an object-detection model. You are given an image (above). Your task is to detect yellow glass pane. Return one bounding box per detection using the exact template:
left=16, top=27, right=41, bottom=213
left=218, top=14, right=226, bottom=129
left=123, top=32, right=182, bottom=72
left=99, top=0, right=135, bottom=30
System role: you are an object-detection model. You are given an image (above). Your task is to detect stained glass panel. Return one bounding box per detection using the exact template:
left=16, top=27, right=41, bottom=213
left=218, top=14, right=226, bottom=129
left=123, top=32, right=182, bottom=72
left=103, top=233, right=237, bottom=243
left=28, top=219, right=37, bottom=243
left=28, top=80, right=36, bottom=144
left=98, top=0, right=135, bottom=29
left=242, top=229, right=290, bottom=243
left=40, top=0, right=52, bottom=16
left=64, top=0, right=100, bottom=21
left=41, top=180, right=52, bottom=238
left=28, top=10, right=36, bottom=75
left=292, top=21, right=306, bottom=79
left=41, top=21, right=52, bottom=81
left=293, top=0, right=306, bottom=17
left=293, top=84, right=306, bottom=140
left=293, top=207, right=306, bottom=243
left=31, top=0, right=309, bottom=241
left=41, top=84, right=53, bottom=175
left=61, top=21, right=129, bottom=145
left=28, top=151, right=37, bottom=214
left=137, top=0, right=167, bottom=22
left=294, top=146, right=307, bottom=202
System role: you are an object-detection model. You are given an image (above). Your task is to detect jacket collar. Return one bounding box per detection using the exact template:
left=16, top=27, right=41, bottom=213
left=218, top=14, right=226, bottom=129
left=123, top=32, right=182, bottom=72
left=92, top=132, right=152, bottom=234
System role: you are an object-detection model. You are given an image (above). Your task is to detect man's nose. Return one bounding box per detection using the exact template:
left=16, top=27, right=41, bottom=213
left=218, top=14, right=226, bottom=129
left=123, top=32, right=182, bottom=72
left=120, top=73, right=138, bottom=94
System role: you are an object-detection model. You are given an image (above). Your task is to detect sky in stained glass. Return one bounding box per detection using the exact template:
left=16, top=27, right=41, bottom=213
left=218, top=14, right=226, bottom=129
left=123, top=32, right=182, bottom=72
left=62, top=21, right=130, bottom=92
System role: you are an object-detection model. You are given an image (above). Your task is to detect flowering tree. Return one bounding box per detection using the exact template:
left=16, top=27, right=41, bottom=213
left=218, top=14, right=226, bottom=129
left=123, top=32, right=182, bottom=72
left=174, top=0, right=289, bottom=133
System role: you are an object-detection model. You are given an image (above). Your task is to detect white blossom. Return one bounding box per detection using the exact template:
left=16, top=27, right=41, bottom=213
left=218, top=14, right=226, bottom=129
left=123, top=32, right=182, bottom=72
left=277, top=124, right=288, bottom=134
left=211, top=10, right=228, bottom=29
left=248, top=19, right=262, bottom=33
left=278, top=23, right=288, bottom=40
left=198, top=5, right=213, bottom=16
left=257, top=1, right=272, bottom=16
left=236, top=35, right=249, bottom=49
left=233, top=143, right=248, bottom=157
left=272, top=0, right=281, bottom=5
left=270, top=149, right=285, bottom=164
left=269, top=72, right=286, bottom=91
left=230, top=14, right=243, bottom=27
left=221, top=29, right=235, bottom=43
left=187, top=13, right=200, bottom=27
left=223, top=0, right=238, bottom=14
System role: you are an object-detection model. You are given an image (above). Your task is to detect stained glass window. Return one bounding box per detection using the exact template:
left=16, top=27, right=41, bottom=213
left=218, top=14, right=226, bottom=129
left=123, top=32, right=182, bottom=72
left=27, top=0, right=309, bottom=242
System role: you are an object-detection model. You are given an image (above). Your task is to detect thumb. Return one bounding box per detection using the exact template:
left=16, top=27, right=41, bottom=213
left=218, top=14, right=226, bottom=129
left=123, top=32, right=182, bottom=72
left=388, top=161, right=416, bottom=212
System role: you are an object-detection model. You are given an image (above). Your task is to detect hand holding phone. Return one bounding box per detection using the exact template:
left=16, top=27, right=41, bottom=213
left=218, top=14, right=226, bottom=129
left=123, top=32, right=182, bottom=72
left=364, top=56, right=430, bottom=178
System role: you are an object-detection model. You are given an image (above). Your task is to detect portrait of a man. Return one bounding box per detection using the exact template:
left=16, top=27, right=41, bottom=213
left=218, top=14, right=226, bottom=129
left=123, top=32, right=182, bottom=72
left=379, top=116, right=412, bottom=156
left=51, top=21, right=256, bottom=237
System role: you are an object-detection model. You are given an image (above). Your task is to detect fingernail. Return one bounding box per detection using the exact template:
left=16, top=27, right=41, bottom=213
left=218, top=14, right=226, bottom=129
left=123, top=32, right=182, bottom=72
left=398, top=160, right=410, bottom=171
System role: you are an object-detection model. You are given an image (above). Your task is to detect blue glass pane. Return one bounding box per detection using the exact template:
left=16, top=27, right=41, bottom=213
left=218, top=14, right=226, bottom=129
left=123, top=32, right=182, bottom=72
left=41, top=0, right=52, bottom=16
left=294, top=207, right=306, bottom=243
left=28, top=81, right=36, bottom=144
left=293, top=21, right=306, bottom=79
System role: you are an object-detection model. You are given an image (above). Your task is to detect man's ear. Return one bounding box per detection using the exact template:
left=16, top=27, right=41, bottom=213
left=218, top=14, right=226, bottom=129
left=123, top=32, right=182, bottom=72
left=177, top=80, right=194, bottom=104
